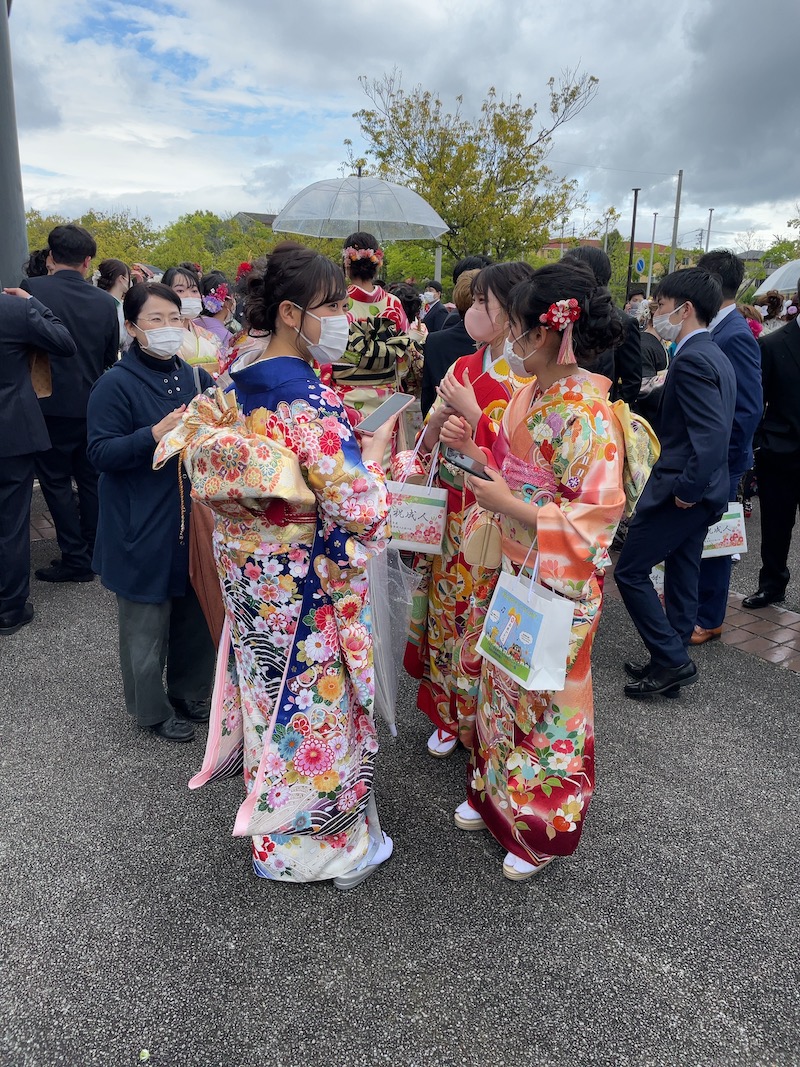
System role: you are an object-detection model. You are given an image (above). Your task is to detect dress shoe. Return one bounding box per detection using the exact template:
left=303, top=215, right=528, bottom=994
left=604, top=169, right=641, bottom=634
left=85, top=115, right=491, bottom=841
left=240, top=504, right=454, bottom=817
left=35, top=562, right=95, bottom=583
left=624, top=661, right=697, bottom=699
left=148, top=715, right=195, bottom=742
left=690, top=625, right=723, bottom=646
left=742, top=590, right=785, bottom=610
left=0, top=602, right=34, bottom=636
left=170, top=697, right=210, bottom=722
left=624, top=659, right=652, bottom=680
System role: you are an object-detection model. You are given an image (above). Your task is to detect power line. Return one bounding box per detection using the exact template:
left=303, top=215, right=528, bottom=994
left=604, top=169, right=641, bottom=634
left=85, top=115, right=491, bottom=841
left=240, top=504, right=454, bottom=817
left=548, top=159, right=676, bottom=177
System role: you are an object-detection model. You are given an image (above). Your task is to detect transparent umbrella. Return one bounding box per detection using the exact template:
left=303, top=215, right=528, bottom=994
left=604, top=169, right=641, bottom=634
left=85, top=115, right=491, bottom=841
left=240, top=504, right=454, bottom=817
left=752, top=259, right=800, bottom=297
left=272, top=175, right=449, bottom=242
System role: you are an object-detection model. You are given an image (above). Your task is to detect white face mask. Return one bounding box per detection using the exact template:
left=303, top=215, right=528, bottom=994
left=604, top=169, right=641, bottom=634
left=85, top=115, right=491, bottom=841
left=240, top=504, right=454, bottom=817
left=503, top=331, right=530, bottom=376
left=294, top=306, right=350, bottom=366
left=136, top=325, right=188, bottom=359
left=180, top=297, right=202, bottom=319
left=422, top=291, right=437, bottom=305
left=652, top=302, right=686, bottom=342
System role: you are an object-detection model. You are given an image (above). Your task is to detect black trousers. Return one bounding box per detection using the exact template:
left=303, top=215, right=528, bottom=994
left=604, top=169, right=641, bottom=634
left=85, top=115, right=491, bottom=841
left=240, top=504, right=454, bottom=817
left=755, top=450, right=800, bottom=596
left=34, top=416, right=98, bottom=570
left=615, top=496, right=717, bottom=668
left=0, top=452, right=35, bottom=615
left=116, top=587, right=216, bottom=727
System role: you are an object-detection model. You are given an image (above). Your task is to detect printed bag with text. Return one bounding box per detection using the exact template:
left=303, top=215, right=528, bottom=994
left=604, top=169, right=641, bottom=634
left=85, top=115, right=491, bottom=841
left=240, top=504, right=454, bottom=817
left=386, top=442, right=447, bottom=554
left=702, top=502, right=747, bottom=558
left=477, top=550, right=574, bottom=692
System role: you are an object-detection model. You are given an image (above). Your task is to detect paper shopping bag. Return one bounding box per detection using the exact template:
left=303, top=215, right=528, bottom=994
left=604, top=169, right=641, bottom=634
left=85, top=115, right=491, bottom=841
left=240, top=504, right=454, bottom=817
left=386, top=480, right=447, bottom=554
left=702, top=502, right=747, bottom=558
left=477, top=569, right=574, bottom=691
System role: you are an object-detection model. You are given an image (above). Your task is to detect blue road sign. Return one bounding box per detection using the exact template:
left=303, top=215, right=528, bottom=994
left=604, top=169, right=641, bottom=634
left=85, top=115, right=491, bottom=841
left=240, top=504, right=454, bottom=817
left=635, top=257, right=646, bottom=273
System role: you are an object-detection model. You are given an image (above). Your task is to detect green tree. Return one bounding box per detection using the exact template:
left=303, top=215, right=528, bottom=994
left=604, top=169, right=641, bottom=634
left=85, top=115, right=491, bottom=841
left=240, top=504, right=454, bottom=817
left=348, top=68, right=598, bottom=261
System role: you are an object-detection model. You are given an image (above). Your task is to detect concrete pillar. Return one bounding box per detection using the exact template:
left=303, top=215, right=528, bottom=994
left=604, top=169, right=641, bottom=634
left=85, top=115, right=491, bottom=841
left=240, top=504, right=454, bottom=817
left=0, top=1, right=28, bottom=288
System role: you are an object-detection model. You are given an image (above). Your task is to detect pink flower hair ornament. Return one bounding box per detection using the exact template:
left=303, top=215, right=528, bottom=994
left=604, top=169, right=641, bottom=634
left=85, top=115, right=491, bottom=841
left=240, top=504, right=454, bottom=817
left=202, top=283, right=230, bottom=313
left=539, top=299, right=581, bottom=366
left=343, top=246, right=384, bottom=264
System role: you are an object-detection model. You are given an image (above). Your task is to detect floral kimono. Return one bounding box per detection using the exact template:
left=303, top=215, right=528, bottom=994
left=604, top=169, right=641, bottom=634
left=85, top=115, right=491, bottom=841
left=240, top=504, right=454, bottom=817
left=466, top=372, right=628, bottom=862
left=157, top=357, right=390, bottom=883
left=401, top=347, right=531, bottom=748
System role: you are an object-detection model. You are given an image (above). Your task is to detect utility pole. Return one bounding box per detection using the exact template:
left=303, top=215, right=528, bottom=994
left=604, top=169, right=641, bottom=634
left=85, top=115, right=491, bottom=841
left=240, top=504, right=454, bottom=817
left=602, top=216, right=609, bottom=253
left=0, top=0, right=27, bottom=287
left=705, top=208, right=714, bottom=252
left=646, top=212, right=658, bottom=297
left=668, top=168, right=683, bottom=273
left=625, top=188, right=641, bottom=298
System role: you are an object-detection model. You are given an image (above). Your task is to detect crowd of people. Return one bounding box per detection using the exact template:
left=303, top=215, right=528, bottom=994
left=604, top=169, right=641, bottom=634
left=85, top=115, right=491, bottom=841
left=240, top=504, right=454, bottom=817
left=2, top=221, right=798, bottom=888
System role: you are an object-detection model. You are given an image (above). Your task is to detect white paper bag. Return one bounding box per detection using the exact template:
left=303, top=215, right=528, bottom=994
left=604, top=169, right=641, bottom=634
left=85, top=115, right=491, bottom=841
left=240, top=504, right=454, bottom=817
left=702, top=502, right=747, bottom=558
left=386, top=479, right=447, bottom=554
left=477, top=567, right=574, bottom=691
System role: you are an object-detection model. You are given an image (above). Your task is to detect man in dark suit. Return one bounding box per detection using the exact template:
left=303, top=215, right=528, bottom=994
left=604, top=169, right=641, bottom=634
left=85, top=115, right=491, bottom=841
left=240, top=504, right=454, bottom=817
left=615, top=268, right=736, bottom=697
left=0, top=288, right=77, bottom=634
left=421, top=268, right=478, bottom=416
left=691, top=250, right=762, bottom=639
left=742, top=281, right=800, bottom=608
left=421, top=279, right=450, bottom=334
left=562, top=245, right=642, bottom=404
left=22, top=224, right=119, bottom=582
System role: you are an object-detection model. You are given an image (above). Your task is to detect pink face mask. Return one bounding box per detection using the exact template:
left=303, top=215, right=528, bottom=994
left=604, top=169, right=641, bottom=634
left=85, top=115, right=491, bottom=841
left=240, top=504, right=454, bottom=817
left=465, top=303, right=498, bottom=343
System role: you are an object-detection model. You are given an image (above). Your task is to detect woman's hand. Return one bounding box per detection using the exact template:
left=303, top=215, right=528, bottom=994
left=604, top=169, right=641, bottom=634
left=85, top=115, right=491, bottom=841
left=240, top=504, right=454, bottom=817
left=436, top=368, right=482, bottom=430
left=467, top=467, right=516, bottom=513
left=357, top=412, right=400, bottom=465
left=152, top=405, right=187, bottom=442
left=439, top=414, right=475, bottom=451
left=421, top=401, right=452, bottom=449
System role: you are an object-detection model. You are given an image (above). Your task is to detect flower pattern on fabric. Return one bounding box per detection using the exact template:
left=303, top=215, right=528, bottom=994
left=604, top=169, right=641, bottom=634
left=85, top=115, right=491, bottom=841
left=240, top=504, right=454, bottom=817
left=466, top=373, right=627, bottom=861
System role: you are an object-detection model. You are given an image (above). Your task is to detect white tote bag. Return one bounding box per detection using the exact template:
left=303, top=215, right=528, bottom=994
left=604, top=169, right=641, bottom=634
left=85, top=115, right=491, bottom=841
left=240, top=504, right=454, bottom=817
left=702, top=502, right=747, bottom=558
left=386, top=442, right=447, bottom=554
left=477, top=549, right=574, bottom=692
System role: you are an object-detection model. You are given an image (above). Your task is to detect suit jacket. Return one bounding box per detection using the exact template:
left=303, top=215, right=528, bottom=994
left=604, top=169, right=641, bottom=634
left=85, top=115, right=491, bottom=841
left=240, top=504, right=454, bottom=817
left=755, top=320, right=800, bottom=458
left=421, top=318, right=477, bottom=416
left=422, top=300, right=451, bottom=334
left=591, top=310, right=642, bottom=404
left=710, top=307, right=762, bottom=476
left=22, top=270, right=119, bottom=420
left=0, top=293, right=77, bottom=457
left=639, top=330, right=736, bottom=513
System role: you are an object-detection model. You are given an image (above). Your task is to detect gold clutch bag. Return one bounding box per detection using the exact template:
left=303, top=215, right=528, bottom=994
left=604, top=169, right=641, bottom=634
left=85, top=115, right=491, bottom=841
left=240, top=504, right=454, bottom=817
left=461, top=503, right=502, bottom=568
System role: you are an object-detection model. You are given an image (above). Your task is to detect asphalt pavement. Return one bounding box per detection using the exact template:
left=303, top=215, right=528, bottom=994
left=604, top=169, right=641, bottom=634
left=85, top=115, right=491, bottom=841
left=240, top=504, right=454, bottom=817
left=2, top=497, right=798, bottom=1067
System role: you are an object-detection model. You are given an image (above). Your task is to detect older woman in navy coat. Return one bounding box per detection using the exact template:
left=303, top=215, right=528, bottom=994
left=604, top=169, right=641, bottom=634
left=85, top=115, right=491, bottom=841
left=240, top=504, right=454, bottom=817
left=87, top=283, right=216, bottom=742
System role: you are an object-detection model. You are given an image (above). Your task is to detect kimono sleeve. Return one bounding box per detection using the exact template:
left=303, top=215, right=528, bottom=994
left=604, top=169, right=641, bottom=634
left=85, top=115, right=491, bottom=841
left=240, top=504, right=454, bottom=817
left=535, top=401, right=626, bottom=600
left=290, top=385, right=390, bottom=549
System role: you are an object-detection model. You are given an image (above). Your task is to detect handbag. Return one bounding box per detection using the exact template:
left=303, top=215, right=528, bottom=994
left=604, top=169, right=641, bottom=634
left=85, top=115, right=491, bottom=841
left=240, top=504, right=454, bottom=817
left=477, top=546, right=574, bottom=691
left=461, top=501, right=502, bottom=568
left=386, top=441, right=447, bottom=555
left=702, top=502, right=747, bottom=558
left=28, top=349, right=52, bottom=398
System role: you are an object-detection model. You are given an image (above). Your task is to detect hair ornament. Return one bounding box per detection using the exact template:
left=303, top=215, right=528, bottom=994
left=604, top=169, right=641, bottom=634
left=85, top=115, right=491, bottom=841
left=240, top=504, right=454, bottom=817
left=202, top=282, right=230, bottom=313
left=235, top=261, right=253, bottom=283
left=540, top=298, right=581, bottom=331
left=344, top=246, right=384, bottom=264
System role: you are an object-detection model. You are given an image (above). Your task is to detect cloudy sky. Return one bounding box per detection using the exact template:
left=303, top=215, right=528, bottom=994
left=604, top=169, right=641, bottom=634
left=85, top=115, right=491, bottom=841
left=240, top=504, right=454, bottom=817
left=8, top=0, right=798, bottom=250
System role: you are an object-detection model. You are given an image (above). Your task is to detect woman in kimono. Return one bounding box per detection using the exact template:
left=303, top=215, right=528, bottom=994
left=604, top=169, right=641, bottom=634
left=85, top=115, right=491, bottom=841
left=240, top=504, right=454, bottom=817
left=162, top=266, right=222, bottom=371
left=173, top=243, right=397, bottom=889
left=402, top=262, right=534, bottom=759
left=440, top=261, right=629, bottom=880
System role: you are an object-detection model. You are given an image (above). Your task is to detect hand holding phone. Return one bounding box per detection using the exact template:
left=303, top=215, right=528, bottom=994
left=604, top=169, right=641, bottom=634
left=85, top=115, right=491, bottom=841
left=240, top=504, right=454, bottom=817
left=354, top=393, right=414, bottom=435
left=443, top=447, right=492, bottom=481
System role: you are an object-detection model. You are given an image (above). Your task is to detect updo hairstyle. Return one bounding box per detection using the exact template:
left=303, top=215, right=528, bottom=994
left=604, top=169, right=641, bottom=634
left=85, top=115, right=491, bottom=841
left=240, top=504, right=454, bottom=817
left=342, top=231, right=383, bottom=283
left=507, top=261, right=624, bottom=360
left=245, top=241, right=347, bottom=333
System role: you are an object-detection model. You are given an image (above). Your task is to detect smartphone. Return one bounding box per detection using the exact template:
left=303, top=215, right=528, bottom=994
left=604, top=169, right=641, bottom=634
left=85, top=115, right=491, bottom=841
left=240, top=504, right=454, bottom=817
left=443, top=447, right=493, bottom=481
left=356, top=393, right=414, bottom=434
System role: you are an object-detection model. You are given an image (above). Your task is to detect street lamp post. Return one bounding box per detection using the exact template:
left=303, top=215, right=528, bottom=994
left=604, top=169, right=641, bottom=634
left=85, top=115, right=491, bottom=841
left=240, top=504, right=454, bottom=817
left=625, top=188, right=641, bottom=299
left=0, top=0, right=27, bottom=288
left=646, top=212, right=658, bottom=298
left=705, top=208, right=714, bottom=253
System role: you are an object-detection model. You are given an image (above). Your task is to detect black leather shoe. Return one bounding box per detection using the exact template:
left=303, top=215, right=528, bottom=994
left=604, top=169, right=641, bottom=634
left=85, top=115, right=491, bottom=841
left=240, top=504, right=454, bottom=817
left=35, top=563, right=95, bottom=583
left=742, top=589, right=785, bottom=609
left=624, top=660, right=652, bottom=680
left=170, top=697, right=210, bottom=722
left=0, top=602, right=34, bottom=636
left=149, top=715, right=196, bottom=742
left=624, top=661, right=698, bottom=699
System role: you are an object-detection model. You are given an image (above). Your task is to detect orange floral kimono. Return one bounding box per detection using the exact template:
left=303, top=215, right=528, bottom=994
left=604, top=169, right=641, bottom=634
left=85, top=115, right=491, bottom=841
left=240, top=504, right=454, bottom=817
left=466, top=372, right=627, bottom=862
left=402, top=347, right=531, bottom=747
